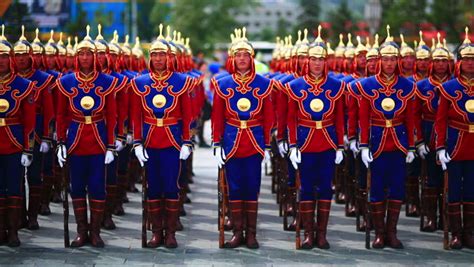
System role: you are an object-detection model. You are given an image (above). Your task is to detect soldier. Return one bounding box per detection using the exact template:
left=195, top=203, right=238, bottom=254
left=130, top=24, right=193, bottom=248
left=0, top=25, right=36, bottom=247
left=55, top=25, right=117, bottom=248
left=14, top=26, right=55, bottom=230
left=399, top=34, right=416, bottom=78
left=358, top=26, right=416, bottom=249
left=212, top=27, right=274, bottom=249
left=435, top=27, right=474, bottom=250
left=287, top=26, right=345, bottom=249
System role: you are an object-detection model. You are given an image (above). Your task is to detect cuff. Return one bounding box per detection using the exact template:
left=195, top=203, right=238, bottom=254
left=22, top=150, right=33, bottom=156
left=436, top=146, right=445, bottom=152
left=116, top=135, right=126, bottom=142
left=337, top=145, right=345, bottom=150
left=289, top=143, right=297, bottom=149
left=183, top=140, right=193, bottom=146
left=415, top=140, right=424, bottom=147
left=41, top=136, right=53, bottom=143
left=265, top=144, right=271, bottom=150
left=359, top=143, right=368, bottom=148
left=212, top=141, right=221, bottom=148
left=107, top=144, right=115, bottom=150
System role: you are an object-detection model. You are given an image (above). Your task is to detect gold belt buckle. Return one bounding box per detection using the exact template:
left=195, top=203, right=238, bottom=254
left=385, top=119, right=393, bottom=128
left=469, top=124, right=474, bottom=133
left=240, top=120, right=247, bottom=129
left=157, top=118, right=164, bottom=127
left=315, top=121, right=323, bottom=129
left=85, top=116, right=92, bottom=125
left=0, top=118, right=5, bottom=127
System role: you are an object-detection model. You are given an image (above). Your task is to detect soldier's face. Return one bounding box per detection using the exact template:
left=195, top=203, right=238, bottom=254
left=308, top=57, right=325, bottom=77
left=0, top=54, right=10, bottom=74
left=96, top=52, right=107, bottom=69
left=150, top=52, right=167, bottom=72
left=356, top=54, right=366, bottom=70
left=297, top=56, right=308, bottom=69
left=432, top=59, right=448, bottom=76
left=33, top=54, right=43, bottom=67
left=66, top=56, right=75, bottom=69
left=14, top=53, right=32, bottom=71
left=401, top=55, right=415, bottom=70
left=109, top=54, right=117, bottom=63
left=234, top=51, right=252, bottom=73
left=461, top=58, right=474, bottom=75
left=77, top=50, right=94, bottom=71
left=366, top=58, right=378, bottom=75
left=59, top=55, right=66, bottom=67
left=416, top=58, right=430, bottom=72
left=381, top=56, right=397, bottom=75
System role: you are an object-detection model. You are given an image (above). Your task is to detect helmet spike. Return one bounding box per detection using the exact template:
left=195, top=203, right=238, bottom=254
left=463, top=27, right=470, bottom=44
left=19, top=25, right=26, bottom=41
left=297, top=30, right=301, bottom=43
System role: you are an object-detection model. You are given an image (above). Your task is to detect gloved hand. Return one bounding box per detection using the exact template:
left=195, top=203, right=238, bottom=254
left=39, top=140, right=50, bottom=153
left=134, top=144, right=149, bottom=167
left=115, top=140, right=125, bottom=152
left=289, top=147, right=301, bottom=170
left=264, top=149, right=272, bottom=164
left=361, top=147, right=373, bottom=168
left=104, top=150, right=115, bottom=164
left=406, top=151, right=416, bottom=163
left=126, top=134, right=133, bottom=145
left=335, top=150, right=344, bottom=164
left=57, top=144, right=67, bottom=168
left=179, top=145, right=192, bottom=160
left=214, top=146, right=226, bottom=169
left=278, top=140, right=289, bottom=157
left=437, top=149, right=451, bottom=171
left=349, top=139, right=360, bottom=157
left=21, top=153, right=33, bottom=167
left=417, top=143, right=430, bottom=160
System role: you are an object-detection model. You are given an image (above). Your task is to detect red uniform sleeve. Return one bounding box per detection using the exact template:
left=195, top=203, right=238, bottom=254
left=335, top=96, right=345, bottom=149
left=41, top=84, right=55, bottom=141
left=263, top=91, right=274, bottom=148
left=405, top=97, right=416, bottom=151
left=180, top=85, right=192, bottom=145
left=358, top=96, right=370, bottom=148
left=105, top=91, right=117, bottom=149
left=22, top=91, right=36, bottom=154
left=130, top=87, right=143, bottom=146
left=287, top=94, right=298, bottom=147
left=434, top=92, right=449, bottom=151
left=55, top=87, right=70, bottom=144
left=276, top=89, right=288, bottom=141
left=211, top=89, right=225, bottom=146
left=116, top=84, right=129, bottom=139
left=413, top=94, right=424, bottom=146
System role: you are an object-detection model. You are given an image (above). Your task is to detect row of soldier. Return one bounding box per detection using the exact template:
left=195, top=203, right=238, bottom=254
left=0, top=24, right=205, bottom=248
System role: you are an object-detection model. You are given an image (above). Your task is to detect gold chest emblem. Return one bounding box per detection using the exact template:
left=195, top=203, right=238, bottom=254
left=80, top=96, right=95, bottom=110
left=153, top=94, right=167, bottom=108
left=310, top=98, right=324, bottom=112
left=237, top=98, right=251, bottom=112
left=381, top=97, right=395, bottom=112
left=465, top=99, right=474, bottom=113
left=0, top=99, right=9, bottom=113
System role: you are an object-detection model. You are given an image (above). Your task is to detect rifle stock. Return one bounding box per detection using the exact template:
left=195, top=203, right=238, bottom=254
left=62, top=164, right=70, bottom=248
left=443, top=171, right=449, bottom=250
left=141, top=166, right=148, bottom=248
left=365, top=164, right=371, bottom=249
left=218, top=168, right=226, bottom=248
left=295, top=169, right=301, bottom=249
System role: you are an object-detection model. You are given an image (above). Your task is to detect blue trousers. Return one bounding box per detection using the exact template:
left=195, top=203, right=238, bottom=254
left=370, top=151, right=406, bottom=202
left=0, top=153, right=23, bottom=197
left=69, top=154, right=106, bottom=200
left=27, top=143, right=44, bottom=186
left=299, top=150, right=335, bottom=201
left=447, top=160, right=474, bottom=203
left=357, top=154, right=368, bottom=189
left=225, top=154, right=262, bottom=201
left=118, top=146, right=131, bottom=175
left=145, top=147, right=181, bottom=200
left=426, top=152, right=443, bottom=188
left=106, top=155, right=118, bottom=185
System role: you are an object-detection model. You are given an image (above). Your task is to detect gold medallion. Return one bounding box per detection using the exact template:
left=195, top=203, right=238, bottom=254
left=237, top=98, right=251, bottom=112
left=153, top=94, right=167, bottom=108
left=381, top=97, right=395, bottom=112
left=466, top=100, right=474, bottom=113
left=80, top=96, right=95, bottom=110
left=310, top=98, right=324, bottom=112
left=0, top=99, right=9, bottom=112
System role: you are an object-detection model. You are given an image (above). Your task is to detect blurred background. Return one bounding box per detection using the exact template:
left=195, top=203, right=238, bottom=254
left=0, top=0, right=473, bottom=63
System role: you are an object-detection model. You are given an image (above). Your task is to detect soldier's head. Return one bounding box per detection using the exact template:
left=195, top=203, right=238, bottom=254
left=65, top=37, right=76, bottom=70
left=149, top=24, right=172, bottom=73
left=295, top=29, right=310, bottom=75
left=56, top=32, right=67, bottom=70
left=415, top=31, right=431, bottom=74
left=399, top=34, right=415, bottom=73
left=306, top=26, right=327, bottom=77
left=0, top=25, right=13, bottom=75
left=13, top=26, right=34, bottom=72
left=31, top=28, right=45, bottom=69
left=231, top=27, right=255, bottom=75
left=44, top=30, right=60, bottom=70
left=457, top=27, right=474, bottom=77
left=366, top=35, right=380, bottom=76
left=430, top=33, right=450, bottom=77
left=378, top=25, right=400, bottom=76
left=353, top=36, right=368, bottom=73
left=75, top=25, right=97, bottom=74
left=94, top=24, right=109, bottom=71
left=108, top=31, right=122, bottom=72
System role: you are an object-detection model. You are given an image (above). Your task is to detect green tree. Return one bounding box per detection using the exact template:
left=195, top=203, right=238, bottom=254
left=428, top=0, right=469, bottom=42
left=327, top=0, right=354, bottom=41
left=65, top=3, right=88, bottom=37
left=380, top=0, right=427, bottom=37
left=296, top=0, right=320, bottom=33
left=1, top=0, right=36, bottom=41
left=146, top=0, right=171, bottom=41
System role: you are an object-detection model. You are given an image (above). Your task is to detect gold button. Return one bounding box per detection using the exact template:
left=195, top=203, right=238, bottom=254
left=0, top=118, right=5, bottom=127
left=153, top=94, right=167, bottom=108
left=240, top=120, right=247, bottom=129
left=465, top=99, right=474, bottom=113
left=381, top=97, right=395, bottom=112
left=157, top=118, right=164, bottom=127
left=0, top=98, right=9, bottom=113
left=80, top=96, right=95, bottom=110
left=310, top=99, right=324, bottom=112
left=386, top=119, right=393, bottom=128
left=469, top=125, right=474, bottom=133
left=85, top=116, right=92, bottom=124
left=315, top=121, right=323, bottom=129
left=237, top=98, right=251, bottom=112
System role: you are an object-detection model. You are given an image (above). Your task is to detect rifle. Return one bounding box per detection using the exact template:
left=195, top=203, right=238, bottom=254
left=354, top=154, right=362, bottom=231
left=295, top=169, right=301, bottom=249
left=365, top=164, right=371, bottom=249
left=419, top=159, right=428, bottom=231
left=141, top=166, right=148, bottom=248
left=218, top=167, right=227, bottom=248
left=442, top=171, right=449, bottom=250
left=62, top=163, right=70, bottom=248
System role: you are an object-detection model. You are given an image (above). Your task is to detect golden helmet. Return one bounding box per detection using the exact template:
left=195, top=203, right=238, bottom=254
left=296, top=29, right=310, bottom=57
left=284, top=35, right=293, bottom=59
left=231, top=27, right=254, bottom=56
left=0, top=25, right=12, bottom=55
left=66, top=37, right=75, bottom=56
left=94, top=24, right=108, bottom=53
left=344, top=33, right=355, bottom=58
left=291, top=31, right=301, bottom=57
left=355, top=35, right=368, bottom=56
left=132, top=36, right=144, bottom=58
left=415, top=31, right=431, bottom=59
left=31, top=29, right=44, bottom=55
left=165, top=26, right=177, bottom=55
left=121, top=34, right=132, bottom=56
left=150, top=24, right=169, bottom=54
left=366, top=34, right=380, bottom=59
left=76, top=25, right=96, bottom=53
left=108, top=31, right=122, bottom=55
left=13, top=25, right=31, bottom=54
left=326, top=42, right=334, bottom=56
left=399, top=34, right=415, bottom=57
left=379, top=25, right=399, bottom=57
left=431, top=33, right=449, bottom=60
left=44, top=30, right=58, bottom=56
left=307, top=25, right=326, bottom=58
left=334, top=34, right=345, bottom=57
left=185, top=37, right=192, bottom=56
left=56, top=32, right=67, bottom=56
left=458, top=27, right=474, bottom=59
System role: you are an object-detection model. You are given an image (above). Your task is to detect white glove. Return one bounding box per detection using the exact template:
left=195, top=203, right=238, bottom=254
left=417, top=143, right=430, bottom=160
left=361, top=147, right=373, bottom=168
left=115, top=140, right=125, bottom=152
left=134, top=145, right=149, bottom=167
left=335, top=150, right=344, bottom=164
left=57, top=144, right=67, bottom=168
left=437, top=149, right=451, bottom=171
left=264, top=150, right=271, bottom=164
left=349, top=139, right=360, bottom=157
left=179, top=145, right=192, bottom=160
left=278, top=140, right=289, bottom=157
left=39, top=141, right=50, bottom=153
left=406, top=151, right=416, bottom=163
left=104, top=150, right=115, bottom=164
left=289, top=147, right=301, bottom=170
left=214, top=146, right=226, bottom=169
left=21, top=153, right=33, bottom=167
left=126, top=134, right=133, bottom=145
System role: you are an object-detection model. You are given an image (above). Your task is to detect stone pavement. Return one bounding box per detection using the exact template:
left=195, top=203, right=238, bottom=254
left=1, top=146, right=473, bottom=266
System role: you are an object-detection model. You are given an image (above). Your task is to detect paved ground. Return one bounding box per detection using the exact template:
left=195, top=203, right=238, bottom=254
left=1, top=137, right=473, bottom=266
